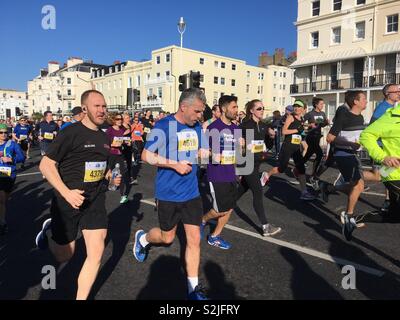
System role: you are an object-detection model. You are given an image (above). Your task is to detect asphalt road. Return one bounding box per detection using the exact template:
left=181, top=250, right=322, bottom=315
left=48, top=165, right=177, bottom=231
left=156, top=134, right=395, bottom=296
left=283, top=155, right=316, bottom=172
left=0, top=148, right=399, bottom=300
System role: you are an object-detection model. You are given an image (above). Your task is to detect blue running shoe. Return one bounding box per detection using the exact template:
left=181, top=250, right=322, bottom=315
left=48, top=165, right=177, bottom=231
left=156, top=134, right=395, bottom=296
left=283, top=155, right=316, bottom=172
left=35, top=218, right=52, bottom=250
left=200, top=221, right=207, bottom=240
left=188, top=285, right=209, bottom=300
left=133, top=230, right=149, bottom=262
left=207, top=235, right=231, bottom=250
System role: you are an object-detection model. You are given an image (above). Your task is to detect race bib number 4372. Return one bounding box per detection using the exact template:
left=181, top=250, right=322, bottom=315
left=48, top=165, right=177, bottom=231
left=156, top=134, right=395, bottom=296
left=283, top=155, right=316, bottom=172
left=177, top=131, right=199, bottom=152
left=84, top=162, right=107, bottom=183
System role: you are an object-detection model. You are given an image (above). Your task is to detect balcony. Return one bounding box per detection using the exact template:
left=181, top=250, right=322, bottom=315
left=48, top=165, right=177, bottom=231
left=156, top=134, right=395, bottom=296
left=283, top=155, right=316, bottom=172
left=290, top=73, right=400, bottom=94
left=59, top=94, right=76, bottom=100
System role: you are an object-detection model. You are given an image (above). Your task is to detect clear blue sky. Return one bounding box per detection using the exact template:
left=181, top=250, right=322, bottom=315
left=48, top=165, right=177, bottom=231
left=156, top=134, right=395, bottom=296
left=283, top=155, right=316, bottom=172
left=0, top=0, right=297, bottom=91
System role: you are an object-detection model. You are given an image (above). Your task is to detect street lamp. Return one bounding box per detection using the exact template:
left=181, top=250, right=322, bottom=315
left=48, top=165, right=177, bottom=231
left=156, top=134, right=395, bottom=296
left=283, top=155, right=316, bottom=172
left=177, top=17, right=186, bottom=49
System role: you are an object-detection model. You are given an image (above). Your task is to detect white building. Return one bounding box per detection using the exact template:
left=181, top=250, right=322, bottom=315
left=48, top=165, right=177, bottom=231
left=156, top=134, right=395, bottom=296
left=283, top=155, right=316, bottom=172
left=0, top=89, right=28, bottom=120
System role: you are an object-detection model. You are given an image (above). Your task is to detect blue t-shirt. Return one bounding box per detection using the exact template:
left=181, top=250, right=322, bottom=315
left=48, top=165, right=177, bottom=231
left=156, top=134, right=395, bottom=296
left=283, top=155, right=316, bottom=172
left=0, top=140, right=25, bottom=179
left=144, top=115, right=206, bottom=202
left=13, top=124, right=32, bottom=139
left=370, top=100, right=394, bottom=123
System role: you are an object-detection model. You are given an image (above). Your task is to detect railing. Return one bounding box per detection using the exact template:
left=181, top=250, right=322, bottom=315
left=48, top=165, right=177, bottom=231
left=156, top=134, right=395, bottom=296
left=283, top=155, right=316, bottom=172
left=291, top=72, right=400, bottom=94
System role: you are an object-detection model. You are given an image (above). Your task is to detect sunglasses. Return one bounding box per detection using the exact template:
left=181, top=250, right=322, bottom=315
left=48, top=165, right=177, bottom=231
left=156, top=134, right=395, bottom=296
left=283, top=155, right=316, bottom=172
left=114, top=118, right=123, bottom=121
left=255, top=107, right=265, bottom=111
left=0, top=131, right=8, bottom=134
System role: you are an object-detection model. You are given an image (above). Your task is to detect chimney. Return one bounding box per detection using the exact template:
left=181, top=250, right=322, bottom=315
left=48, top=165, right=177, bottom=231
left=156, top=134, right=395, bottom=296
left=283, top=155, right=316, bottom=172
left=48, top=61, right=60, bottom=74
left=67, top=57, right=83, bottom=68
left=113, top=60, right=121, bottom=65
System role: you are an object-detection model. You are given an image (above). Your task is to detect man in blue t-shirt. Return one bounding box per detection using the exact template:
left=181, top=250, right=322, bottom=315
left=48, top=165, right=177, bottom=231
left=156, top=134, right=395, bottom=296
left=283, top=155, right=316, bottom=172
left=132, top=88, right=209, bottom=300
left=12, top=117, right=32, bottom=167
left=61, top=106, right=85, bottom=130
left=201, top=95, right=240, bottom=250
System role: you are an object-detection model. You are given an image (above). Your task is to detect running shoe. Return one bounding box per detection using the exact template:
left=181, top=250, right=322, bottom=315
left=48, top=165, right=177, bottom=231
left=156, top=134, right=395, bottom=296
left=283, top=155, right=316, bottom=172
left=188, top=284, right=209, bottom=300
left=133, top=230, right=149, bottom=262
left=341, top=213, right=357, bottom=242
left=381, top=199, right=391, bottom=212
left=130, top=178, right=138, bottom=185
left=35, top=218, right=52, bottom=250
left=300, top=190, right=316, bottom=201
left=120, top=195, right=129, bottom=204
left=207, top=235, right=231, bottom=250
left=262, top=224, right=282, bottom=237
left=260, top=172, right=270, bottom=187
left=310, top=176, right=320, bottom=191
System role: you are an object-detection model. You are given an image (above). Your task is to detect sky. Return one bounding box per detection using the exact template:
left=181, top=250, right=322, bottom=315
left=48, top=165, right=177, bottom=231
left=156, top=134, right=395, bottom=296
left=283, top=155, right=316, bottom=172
left=0, top=0, right=298, bottom=91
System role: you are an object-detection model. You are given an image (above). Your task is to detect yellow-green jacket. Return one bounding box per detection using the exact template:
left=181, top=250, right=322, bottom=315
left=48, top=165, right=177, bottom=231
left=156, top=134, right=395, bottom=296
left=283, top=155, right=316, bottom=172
left=360, top=105, right=400, bottom=182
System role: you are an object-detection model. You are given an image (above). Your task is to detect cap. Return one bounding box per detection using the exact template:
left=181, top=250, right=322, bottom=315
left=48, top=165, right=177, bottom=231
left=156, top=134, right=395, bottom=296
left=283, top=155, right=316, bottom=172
left=285, top=105, right=294, bottom=113
left=293, top=99, right=306, bottom=108
left=0, top=124, right=7, bottom=130
left=72, top=106, right=83, bottom=116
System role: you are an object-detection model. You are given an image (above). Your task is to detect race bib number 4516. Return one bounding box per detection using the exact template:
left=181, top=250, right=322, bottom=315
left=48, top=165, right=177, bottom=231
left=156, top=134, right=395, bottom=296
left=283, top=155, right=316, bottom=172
left=177, top=131, right=199, bottom=152
left=84, top=162, right=107, bottom=183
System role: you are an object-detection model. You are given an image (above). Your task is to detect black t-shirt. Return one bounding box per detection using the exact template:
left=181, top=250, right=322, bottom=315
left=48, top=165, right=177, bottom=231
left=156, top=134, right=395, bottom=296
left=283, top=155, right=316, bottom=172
left=304, top=110, right=327, bottom=136
left=283, top=115, right=304, bottom=145
left=46, top=122, right=111, bottom=199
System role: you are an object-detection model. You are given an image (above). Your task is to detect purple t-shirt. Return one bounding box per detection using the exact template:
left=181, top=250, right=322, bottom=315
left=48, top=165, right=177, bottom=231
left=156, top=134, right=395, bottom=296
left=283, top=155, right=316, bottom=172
left=207, top=118, right=238, bottom=183
left=106, top=126, right=126, bottom=155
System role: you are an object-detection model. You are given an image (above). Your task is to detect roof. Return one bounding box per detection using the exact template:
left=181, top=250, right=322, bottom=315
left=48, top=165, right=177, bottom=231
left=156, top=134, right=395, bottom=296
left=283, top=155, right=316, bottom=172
left=290, top=47, right=367, bottom=68
left=373, top=40, right=400, bottom=56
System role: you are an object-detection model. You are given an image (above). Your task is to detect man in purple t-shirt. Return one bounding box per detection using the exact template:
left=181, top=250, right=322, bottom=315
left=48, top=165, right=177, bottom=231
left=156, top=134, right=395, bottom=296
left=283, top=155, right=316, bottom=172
left=201, top=96, right=240, bottom=250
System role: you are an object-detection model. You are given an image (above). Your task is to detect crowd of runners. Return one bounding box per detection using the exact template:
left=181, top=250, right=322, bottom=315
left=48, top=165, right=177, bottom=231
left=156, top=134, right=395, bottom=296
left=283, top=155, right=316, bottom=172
left=0, top=84, right=399, bottom=300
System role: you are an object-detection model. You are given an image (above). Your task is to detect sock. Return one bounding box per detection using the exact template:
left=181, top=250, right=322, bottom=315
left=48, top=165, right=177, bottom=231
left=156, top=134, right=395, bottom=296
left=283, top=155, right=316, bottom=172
left=187, top=277, right=199, bottom=294
left=139, top=233, right=149, bottom=248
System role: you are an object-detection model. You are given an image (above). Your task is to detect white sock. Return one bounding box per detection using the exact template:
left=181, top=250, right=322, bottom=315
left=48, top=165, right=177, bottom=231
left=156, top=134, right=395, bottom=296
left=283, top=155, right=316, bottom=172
left=139, top=233, right=149, bottom=247
left=188, top=277, right=199, bottom=294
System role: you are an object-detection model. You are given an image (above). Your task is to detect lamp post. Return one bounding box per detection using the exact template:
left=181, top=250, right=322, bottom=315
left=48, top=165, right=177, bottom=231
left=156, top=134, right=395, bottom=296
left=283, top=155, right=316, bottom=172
left=177, top=17, right=186, bottom=49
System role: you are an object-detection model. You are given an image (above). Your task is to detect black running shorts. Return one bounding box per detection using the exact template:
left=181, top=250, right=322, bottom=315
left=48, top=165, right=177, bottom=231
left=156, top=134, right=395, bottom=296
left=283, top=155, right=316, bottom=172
left=157, top=197, right=203, bottom=232
left=209, top=181, right=237, bottom=213
left=50, top=192, right=108, bottom=245
left=334, top=155, right=363, bottom=183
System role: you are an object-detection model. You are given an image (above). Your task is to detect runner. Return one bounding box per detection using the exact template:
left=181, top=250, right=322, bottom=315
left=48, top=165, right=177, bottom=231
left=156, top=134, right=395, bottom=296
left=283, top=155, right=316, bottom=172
left=34, top=90, right=121, bottom=300
left=303, top=97, right=329, bottom=189
left=0, top=124, right=25, bottom=235
left=12, top=116, right=33, bottom=167
left=121, top=112, right=134, bottom=185
left=264, top=99, right=316, bottom=201
left=61, top=106, right=85, bottom=130
left=106, top=113, right=132, bottom=204
left=38, top=111, right=58, bottom=157
left=326, top=90, right=378, bottom=241
left=237, top=100, right=282, bottom=236
left=200, top=96, right=239, bottom=250
left=132, top=88, right=209, bottom=300
left=202, top=104, right=222, bottom=131
left=141, top=110, right=154, bottom=143
left=131, top=115, right=144, bottom=183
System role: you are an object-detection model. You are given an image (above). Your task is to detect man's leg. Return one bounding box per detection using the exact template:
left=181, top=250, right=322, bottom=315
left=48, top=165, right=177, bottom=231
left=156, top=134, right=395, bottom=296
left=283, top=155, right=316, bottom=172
left=146, top=226, right=177, bottom=245
left=76, top=229, right=107, bottom=300
left=183, top=224, right=201, bottom=280
left=211, top=210, right=232, bottom=237
left=347, top=179, right=364, bottom=215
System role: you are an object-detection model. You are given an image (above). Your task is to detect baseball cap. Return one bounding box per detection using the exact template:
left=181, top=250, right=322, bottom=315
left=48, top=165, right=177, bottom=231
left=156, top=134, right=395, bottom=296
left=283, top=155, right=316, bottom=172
left=293, top=99, right=306, bottom=108
left=285, top=105, right=294, bottom=113
left=72, top=107, right=83, bottom=116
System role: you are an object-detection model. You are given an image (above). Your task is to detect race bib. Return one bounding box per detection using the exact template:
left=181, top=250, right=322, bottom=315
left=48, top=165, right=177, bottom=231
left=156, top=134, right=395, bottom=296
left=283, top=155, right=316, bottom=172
left=43, top=132, right=54, bottom=140
left=112, top=137, right=124, bottom=144
left=144, top=127, right=151, bottom=134
left=0, top=166, right=11, bottom=177
left=134, top=131, right=141, bottom=137
left=19, top=135, right=28, bottom=140
left=291, top=134, right=301, bottom=145
left=177, top=131, right=199, bottom=152
left=251, top=140, right=265, bottom=153
left=84, top=161, right=107, bottom=183
left=221, top=150, right=236, bottom=165
left=122, top=137, right=131, bottom=142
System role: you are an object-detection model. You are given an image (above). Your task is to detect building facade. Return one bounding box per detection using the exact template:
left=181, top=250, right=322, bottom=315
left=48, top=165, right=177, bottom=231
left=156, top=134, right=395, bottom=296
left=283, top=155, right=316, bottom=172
left=0, top=89, right=28, bottom=120
left=91, top=46, right=294, bottom=115
left=291, top=0, right=400, bottom=121
left=27, top=58, right=105, bottom=115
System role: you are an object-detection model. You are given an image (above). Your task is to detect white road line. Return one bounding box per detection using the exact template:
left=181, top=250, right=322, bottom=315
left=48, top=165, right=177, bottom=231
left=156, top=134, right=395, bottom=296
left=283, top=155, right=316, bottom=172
left=139, top=199, right=386, bottom=277
left=362, top=191, right=386, bottom=197
left=17, top=172, right=42, bottom=177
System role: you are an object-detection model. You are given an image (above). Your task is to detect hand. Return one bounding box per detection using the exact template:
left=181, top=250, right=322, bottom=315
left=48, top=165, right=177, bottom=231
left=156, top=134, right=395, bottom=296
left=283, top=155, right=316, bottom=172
left=212, top=153, right=222, bottom=163
left=38, top=136, right=43, bottom=141
left=1, top=157, right=13, bottom=163
left=382, top=156, right=400, bottom=168
left=268, top=128, right=275, bottom=138
left=239, top=138, right=245, bottom=148
left=198, top=148, right=210, bottom=159
left=63, top=189, right=85, bottom=210
left=112, top=174, right=122, bottom=187
left=350, top=142, right=361, bottom=151
left=174, top=161, right=192, bottom=175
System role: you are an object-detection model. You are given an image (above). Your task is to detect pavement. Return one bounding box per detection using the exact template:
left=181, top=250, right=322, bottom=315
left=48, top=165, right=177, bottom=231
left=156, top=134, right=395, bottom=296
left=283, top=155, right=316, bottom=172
left=0, top=148, right=399, bottom=300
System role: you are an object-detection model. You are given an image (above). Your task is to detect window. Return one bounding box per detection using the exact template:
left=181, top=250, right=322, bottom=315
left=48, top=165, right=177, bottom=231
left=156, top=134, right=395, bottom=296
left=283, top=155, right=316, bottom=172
left=274, top=71, right=277, bottom=77
left=67, top=78, right=71, bottom=84
left=283, top=85, right=286, bottom=90
left=156, top=73, right=160, bottom=79
left=283, top=97, right=286, bottom=105
left=279, top=85, right=282, bottom=90
left=113, top=80, right=116, bottom=89
left=387, top=14, right=399, bottom=33
left=232, top=64, right=236, bottom=70
left=200, top=74, right=204, bottom=82
left=221, top=78, right=225, bottom=85
left=119, top=79, right=122, bottom=89
left=136, top=76, right=141, bottom=87
left=280, top=72, right=283, bottom=77
left=356, top=0, right=365, bottom=5
left=68, top=102, right=72, bottom=110
left=355, top=21, right=365, bottom=39
left=284, top=72, right=287, bottom=78
left=311, top=31, right=319, bottom=48
left=214, top=61, right=219, bottom=68
left=231, top=79, right=236, bottom=87
left=274, top=84, right=277, bottom=89
left=165, top=53, right=170, bottom=62
left=214, top=77, right=219, bottom=84
left=158, top=87, right=162, bottom=98
left=333, top=0, right=342, bottom=11
left=200, top=58, right=205, bottom=65
left=312, top=1, right=320, bottom=16
left=246, top=84, right=250, bottom=93
left=257, top=86, right=261, bottom=94
left=39, top=85, right=42, bottom=90
left=273, top=97, right=276, bottom=102
left=166, top=71, right=170, bottom=78
left=156, top=56, right=160, bottom=64
left=332, top=27, right=341, bottom=44
left=221, top=62, right=226, bottom=69
left=247, top=71, right=250, bottom=77
left=147, top=74, right=150, bottom=80
left=115, top=65, right=119, bottom=72
left=67, top=89, right=72, bottom=96
left=128, top=77, right=132, bottom=88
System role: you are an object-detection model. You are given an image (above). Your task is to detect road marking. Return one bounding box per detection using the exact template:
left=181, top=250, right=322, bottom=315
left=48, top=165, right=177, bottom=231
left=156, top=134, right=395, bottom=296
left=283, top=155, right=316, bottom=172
left=140, top=199, right=385, bottom=277
left=362, top=191, right=386, bottom=197
left=17, top=172, right=42, bottom=177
